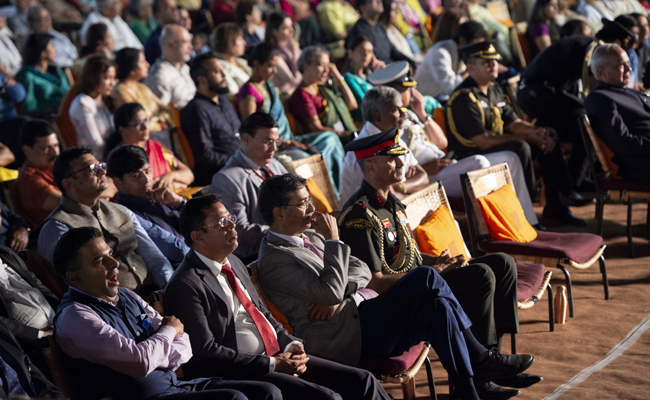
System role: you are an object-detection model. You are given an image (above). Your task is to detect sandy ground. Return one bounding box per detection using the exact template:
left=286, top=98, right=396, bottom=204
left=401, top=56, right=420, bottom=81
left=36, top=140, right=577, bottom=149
left=382, top=201, right=650, bottom=400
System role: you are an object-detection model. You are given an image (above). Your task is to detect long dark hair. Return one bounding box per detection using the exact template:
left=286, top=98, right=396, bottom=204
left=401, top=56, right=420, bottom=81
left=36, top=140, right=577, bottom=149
left=81, top=23, right=109, bottom=57
left=264, top=11, right=290, bottom=48
left=23, top=33, right=54, bottom=67
left=115, top=48, right=142, bottom=81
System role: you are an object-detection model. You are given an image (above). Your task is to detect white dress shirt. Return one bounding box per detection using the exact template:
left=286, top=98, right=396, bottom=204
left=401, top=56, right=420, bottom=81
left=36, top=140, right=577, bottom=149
left=194, top=250, right=302, bottom=371
left=144, top=59, right=196, bottom=109
left=0, top=31, right=22, bottom=76
left=48, top=29, right=79, bottom=68
left=80, top=12, right=143, bottom=51
left=414, top=39, right=464, bottom=100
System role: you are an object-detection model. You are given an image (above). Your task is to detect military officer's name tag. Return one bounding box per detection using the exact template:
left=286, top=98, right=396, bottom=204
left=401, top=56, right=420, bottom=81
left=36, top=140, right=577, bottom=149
left=479, top=100, right=489, bottom=108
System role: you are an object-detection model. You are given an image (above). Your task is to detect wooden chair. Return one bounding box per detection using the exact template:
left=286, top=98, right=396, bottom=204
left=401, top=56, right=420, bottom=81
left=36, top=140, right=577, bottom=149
left=579, top=114, right=650, bottom=258
left=510, top=26, right=528, bottom=69
left=248, top=263, right=437, bottom=400
left=38, top=335, right=78, bottom=399
left=461, top=163, right=609, bottom=318
left=170, top=105, right=196, bottom=169
left=402, top=182, right=554, bottom=353
left=292, top=154, right=339, bottom=210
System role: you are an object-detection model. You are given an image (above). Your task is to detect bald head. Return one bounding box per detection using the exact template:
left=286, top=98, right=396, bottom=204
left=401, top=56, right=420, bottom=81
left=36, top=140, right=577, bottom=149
left=591, top=44, right=631, bottom=88
left=161, top=24, right=192, bottom=64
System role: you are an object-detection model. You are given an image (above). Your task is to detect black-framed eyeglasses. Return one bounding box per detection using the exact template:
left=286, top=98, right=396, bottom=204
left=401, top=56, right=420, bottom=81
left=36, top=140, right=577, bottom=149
left=65, top=162, right=106, bottom=179
left=285, top=197, right=313, bottom=210
left=127, top=118, right=150, bottom=129
left=203, top=215, right=237, bottom=229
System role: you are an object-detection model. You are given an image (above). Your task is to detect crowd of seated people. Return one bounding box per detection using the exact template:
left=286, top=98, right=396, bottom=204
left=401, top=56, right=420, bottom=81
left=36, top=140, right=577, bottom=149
left=0, top=0, right=650, bottom=398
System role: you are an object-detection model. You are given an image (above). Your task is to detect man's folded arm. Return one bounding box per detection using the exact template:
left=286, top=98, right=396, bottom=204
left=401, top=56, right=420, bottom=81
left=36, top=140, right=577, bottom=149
left=55, top=304, right=178, bottom=378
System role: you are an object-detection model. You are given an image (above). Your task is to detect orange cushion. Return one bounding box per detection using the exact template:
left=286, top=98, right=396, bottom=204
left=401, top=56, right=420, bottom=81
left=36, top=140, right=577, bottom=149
left=306, top=178, right=333, bottom=213
left=414, top=205, right=471, bottom=259
left=477, top=184, right=537, bottom=243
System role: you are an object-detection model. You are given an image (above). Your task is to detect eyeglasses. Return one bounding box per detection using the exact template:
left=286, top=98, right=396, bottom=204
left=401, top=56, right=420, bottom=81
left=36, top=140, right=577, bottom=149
left=65, top=162, right=106, bottom=179
left=127, top=118, right=150, bottom=129
left=203, top=214, right=237, bottom=229
left=285, top=197, right=313, bottom=210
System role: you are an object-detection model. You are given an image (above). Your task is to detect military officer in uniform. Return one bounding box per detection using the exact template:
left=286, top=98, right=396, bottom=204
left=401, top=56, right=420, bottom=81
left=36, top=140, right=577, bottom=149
left=338, top=128, right=543, bottom=399
left=445, top=41, right=586, bottom=226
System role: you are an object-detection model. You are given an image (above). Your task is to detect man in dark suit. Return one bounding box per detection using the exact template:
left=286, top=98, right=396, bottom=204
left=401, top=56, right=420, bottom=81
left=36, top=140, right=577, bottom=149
left=210, top=112, right=289, bottom=261
left=0, top=319, right=65, bottom=399
left=164, top=194, right=390, bottom=400
left=585, top=43, right=650, bottom=183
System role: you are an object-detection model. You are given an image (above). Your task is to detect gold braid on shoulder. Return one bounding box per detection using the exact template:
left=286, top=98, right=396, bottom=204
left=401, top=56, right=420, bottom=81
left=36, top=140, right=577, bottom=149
left=339, top=205, right=422, bottom=274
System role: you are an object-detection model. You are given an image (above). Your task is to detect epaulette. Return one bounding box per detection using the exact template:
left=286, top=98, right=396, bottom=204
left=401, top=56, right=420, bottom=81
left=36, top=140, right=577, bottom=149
left=354, top=201, right=366, bottom=210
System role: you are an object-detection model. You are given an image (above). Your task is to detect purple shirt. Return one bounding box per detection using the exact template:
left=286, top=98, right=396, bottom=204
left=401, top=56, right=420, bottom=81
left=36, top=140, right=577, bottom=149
left=54, top=288, right=192, bottom=378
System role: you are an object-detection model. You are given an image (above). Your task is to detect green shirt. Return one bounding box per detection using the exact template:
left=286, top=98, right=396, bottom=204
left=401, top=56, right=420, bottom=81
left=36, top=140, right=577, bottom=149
left=15, top=66, right=70, bottom=118
left=130, top=18, right=158, bottom=44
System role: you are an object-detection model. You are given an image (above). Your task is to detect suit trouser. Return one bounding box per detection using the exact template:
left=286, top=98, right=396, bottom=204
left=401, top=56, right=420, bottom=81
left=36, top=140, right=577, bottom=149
left=257, top=355, right=389, bottom=400
left=441, top=253, right=519, bottom=347
left=358, top=266, right=475, bottom=384
left=430, top=153, right=538, bottom=225
left=157, top=378, right=282, bottom=400
left=518, top=82, right=590, bottom=186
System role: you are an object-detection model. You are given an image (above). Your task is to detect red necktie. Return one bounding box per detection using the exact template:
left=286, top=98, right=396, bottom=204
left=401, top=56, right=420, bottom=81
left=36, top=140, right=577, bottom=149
left=221, top=264, right=281, bottom=356
left=303, top=236, right=324, bottom=260
left=260, top=167, right=273, bottom=179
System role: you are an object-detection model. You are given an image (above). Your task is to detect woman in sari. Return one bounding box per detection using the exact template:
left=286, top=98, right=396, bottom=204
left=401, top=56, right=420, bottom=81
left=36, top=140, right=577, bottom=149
left=237, top=43, right=310, bottom=160
left=108, top=102, right=194, bottom=191
left=112, top=47, right=173, bottom=133
left=288, top=45, right=358, bottom=198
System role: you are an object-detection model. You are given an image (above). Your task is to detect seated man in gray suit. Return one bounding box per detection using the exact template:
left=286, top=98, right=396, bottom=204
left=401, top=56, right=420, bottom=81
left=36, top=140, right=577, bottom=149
left=210, top=112, right=288, bottom=261
left=164, top=194, right=390, bottom=400
left=256, top=174, right=536, bottom=400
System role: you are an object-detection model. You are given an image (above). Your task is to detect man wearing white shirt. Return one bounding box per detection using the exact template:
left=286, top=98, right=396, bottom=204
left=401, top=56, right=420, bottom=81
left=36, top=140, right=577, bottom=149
left=415, top=21, right=487, bottom=101
left=0, top=15, right=22, bottom=76
left=144, top=24, right=196, bottom=109
left=163, top=194, right=389, bottom=400
left=27, top=6, right=78, bottom=68
left=80, top=0, right=143, bottom=51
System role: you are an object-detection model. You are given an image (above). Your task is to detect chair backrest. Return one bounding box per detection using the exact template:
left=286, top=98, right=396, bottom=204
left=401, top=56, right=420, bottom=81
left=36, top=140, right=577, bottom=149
left=39, top=335, right=78, bottom=399
left=504, top=75, right=525, bottom=119
left=579, top=114, right=616, bottom=179
left=461, top=162, right=514, bottom=254
left=57, top=86, right=79, bottom=149
left=0, top=179, right=18, bottom=213
left=248, top=261, right=294, bottom=334
left=402, top=181, right=472, bottom=257
left=169, top=105, right=195, bottom=169
left=292, top=154, right=339, bottom=210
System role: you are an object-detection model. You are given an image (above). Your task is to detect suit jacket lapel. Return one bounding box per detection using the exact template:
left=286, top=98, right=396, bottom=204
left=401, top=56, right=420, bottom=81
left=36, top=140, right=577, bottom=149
left=187, top=250, right=234, bottom=323
left=264, top=231, right=324, bottom=267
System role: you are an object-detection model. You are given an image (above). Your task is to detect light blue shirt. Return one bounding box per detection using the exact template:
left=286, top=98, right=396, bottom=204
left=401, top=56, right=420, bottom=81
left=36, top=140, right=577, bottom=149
left=134, top=213, right=190, bottom=265
left=38, top=205, right=174, bottom=289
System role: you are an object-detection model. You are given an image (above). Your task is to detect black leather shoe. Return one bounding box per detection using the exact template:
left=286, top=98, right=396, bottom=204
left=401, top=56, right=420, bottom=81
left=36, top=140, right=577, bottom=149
left=563, top=190, right=595, bottom=207
left=542, top=207, right=587, bottom=227
left=473, top=349, right=534, bottom=381
left=475, top=381, right=521, bottom=400
left=494, top=373, right=544, bottom=388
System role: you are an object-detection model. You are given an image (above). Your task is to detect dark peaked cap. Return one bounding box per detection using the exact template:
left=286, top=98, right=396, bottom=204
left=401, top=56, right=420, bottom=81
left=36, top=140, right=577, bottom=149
left=344, top=127, right=410, bottom=159
left=596, top=18, right=634, bottom=46
left=459, top=41, right=503, bottom=62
